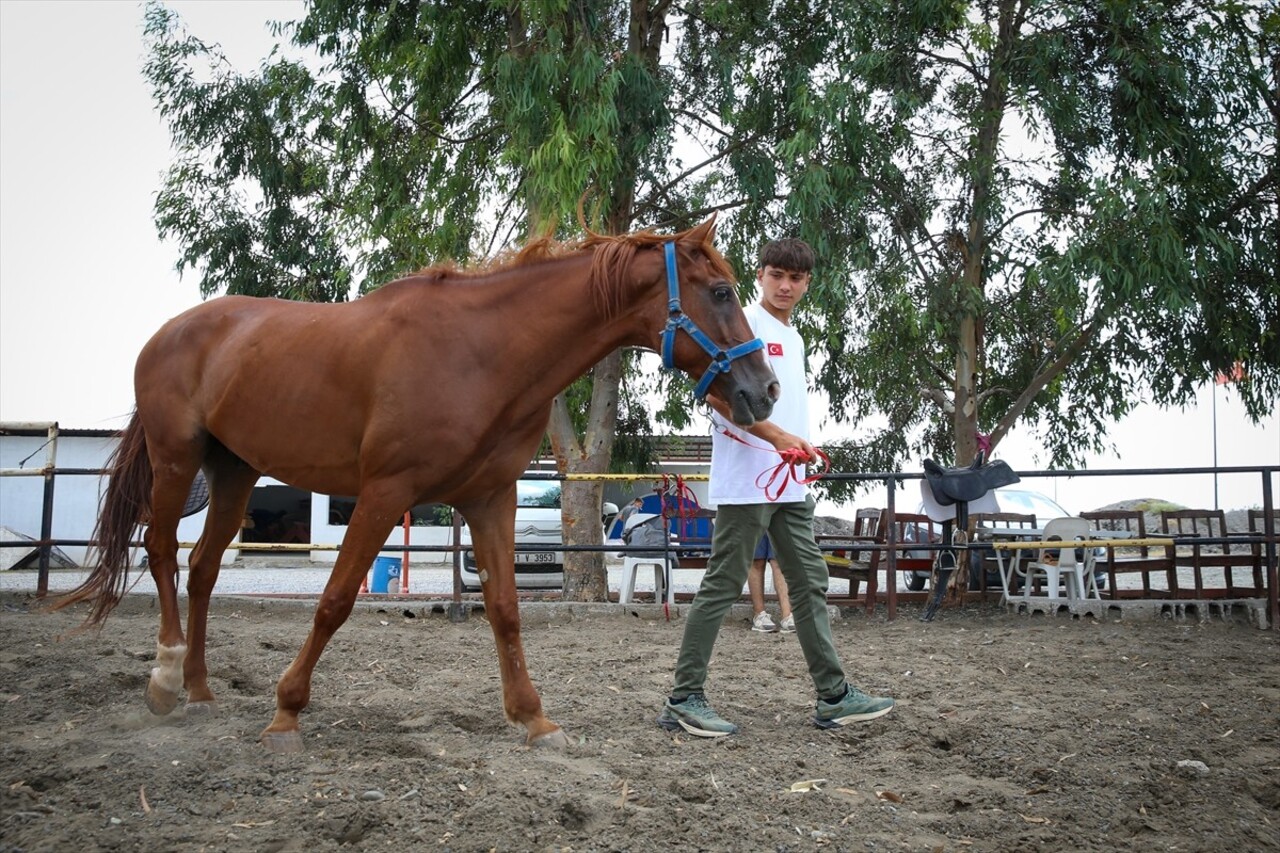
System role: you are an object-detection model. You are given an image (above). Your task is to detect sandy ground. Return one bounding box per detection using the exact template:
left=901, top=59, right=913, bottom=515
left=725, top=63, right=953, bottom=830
left=1, top=590, right=1278, bottom=853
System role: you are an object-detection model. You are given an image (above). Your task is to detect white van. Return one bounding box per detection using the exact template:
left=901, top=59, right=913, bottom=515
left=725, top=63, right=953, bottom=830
left=458, top=478, right=616, bottom=591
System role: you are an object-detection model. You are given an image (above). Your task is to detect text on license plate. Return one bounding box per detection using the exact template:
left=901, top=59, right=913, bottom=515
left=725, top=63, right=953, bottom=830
left=515, top=552, right=556, bottom=564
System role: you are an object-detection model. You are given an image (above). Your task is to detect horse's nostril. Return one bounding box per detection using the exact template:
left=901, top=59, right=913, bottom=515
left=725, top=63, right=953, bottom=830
left=767, top=381, right=781, bottom=401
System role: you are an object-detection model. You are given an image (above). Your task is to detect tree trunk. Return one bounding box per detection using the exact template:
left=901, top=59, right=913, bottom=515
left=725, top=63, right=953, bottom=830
left=953, top=0, right=1019, bottom=466
left=560, top=475, right=609, bottom=601
left=550, top=348, right=624, bottom=602
left=544, top=0, right=666, bottom=602
left=954, top=312, right=980, bottom=465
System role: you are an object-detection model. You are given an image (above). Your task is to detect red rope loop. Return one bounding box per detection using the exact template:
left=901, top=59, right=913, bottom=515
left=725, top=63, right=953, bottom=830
left=654, top=473, right=700, bottom=543
left=652, top=474, right=700, bottom=621
left=719, top=428, right=830, bottom=501
left=757, top=447, right=830, bottom=501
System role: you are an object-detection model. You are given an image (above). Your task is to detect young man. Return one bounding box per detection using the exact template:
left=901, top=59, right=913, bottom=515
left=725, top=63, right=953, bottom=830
left=657, top=238, right=894, bottom=737
left=748, top=533, right=794, bottom=633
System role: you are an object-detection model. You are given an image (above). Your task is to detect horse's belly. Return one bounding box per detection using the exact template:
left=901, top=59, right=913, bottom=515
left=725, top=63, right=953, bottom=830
left=213, top=425, right=363, bottom=496
left=256, top=463, right=362, bottom=498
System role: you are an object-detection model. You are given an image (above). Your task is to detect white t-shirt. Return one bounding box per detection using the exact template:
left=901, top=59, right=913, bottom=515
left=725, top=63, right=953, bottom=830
left=708, top=302, right=811, bottom=506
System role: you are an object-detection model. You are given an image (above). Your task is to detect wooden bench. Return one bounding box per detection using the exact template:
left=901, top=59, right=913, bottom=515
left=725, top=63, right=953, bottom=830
left=1080, top=510, right=1173, bottom=598
left=823, top=509, right=940, bottom=617
left=1161, top=509, right=1262, bottom=598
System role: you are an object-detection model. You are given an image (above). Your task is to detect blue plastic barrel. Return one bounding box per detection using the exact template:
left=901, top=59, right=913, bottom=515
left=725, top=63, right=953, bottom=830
left=370, top=556, right=401, bottom=593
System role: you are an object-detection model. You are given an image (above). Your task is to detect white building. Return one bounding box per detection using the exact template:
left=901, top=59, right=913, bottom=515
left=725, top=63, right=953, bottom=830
left=0, top=424, right=710, bottom=568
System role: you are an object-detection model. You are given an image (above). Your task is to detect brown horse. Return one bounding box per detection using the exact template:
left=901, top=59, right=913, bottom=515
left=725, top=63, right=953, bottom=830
left=56, top=216, right=777, bottom=753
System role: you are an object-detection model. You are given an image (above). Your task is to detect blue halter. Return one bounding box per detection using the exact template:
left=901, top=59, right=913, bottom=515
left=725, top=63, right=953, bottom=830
left=659, top=241, right=764, bottom=399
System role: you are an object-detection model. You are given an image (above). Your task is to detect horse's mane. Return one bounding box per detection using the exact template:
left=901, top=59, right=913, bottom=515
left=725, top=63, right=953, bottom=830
left=411, top=223, right=733, bottom=319
left=583, top=223, right=735, bottom=317
left=410, top=235, right=570, bottom=281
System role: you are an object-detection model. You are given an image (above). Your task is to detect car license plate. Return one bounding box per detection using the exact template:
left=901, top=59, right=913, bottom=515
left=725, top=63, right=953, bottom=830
left=515, top=552, right=555, bottom=564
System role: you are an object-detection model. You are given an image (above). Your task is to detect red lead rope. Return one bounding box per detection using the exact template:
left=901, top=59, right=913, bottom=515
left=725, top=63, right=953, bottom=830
left=720, top=428, right=831, bottom=501
left=655, top=473, right=701, bottom=621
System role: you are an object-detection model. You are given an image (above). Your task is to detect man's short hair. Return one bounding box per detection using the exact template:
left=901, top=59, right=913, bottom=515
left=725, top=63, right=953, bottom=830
left=759, top=238, right=815, bottom=273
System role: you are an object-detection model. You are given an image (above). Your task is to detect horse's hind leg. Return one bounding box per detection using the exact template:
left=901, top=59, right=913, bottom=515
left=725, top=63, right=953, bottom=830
left=141, top=452, right=203, bottom=716
left=183, top=455, right=260, bottom=711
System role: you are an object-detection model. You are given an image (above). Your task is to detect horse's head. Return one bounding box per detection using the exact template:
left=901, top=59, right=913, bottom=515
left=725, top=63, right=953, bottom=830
left=654, top=217, right=778, bottom=426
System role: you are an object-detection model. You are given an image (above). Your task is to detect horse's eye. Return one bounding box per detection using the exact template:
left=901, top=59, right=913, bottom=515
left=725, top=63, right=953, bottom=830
left=713, top=286, right=733, bottom=303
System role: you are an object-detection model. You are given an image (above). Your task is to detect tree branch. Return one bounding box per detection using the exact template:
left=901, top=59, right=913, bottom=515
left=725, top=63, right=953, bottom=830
left=634, top=193, right=786, bottom=228
left=1205, top=167, right=1279, bottom=229
left=914, top=47, right=981, bottom=82
left=989, top=206, right=1075, bottom=240
left=647, top=131, right=764, bottom=200
left=976, top=385, right=1014, bottom=405
left=988, top=312, right=1106, bottom=448
left=676, top=108, right=732, bottom=140
left=919, top=385, right=954, bottom=411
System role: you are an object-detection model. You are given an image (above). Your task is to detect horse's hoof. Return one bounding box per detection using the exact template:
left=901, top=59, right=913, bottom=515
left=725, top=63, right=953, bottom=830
left=145, top=683, right=181, bottom=717
left=185, top=700, right=217, bottom=716
left=528, top=727, right=569, bottom=749
left=260, top=730, right=305, bottom=754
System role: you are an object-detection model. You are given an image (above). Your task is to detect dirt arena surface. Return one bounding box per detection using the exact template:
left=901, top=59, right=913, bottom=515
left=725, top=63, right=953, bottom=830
left=1, top=591, right=1277, bottom=852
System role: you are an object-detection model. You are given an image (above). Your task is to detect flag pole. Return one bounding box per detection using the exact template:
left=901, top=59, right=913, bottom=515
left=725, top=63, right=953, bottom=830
left=1212, top=361, right=1245, bottom=511
left=1212, top=382, right=1219, bottom=510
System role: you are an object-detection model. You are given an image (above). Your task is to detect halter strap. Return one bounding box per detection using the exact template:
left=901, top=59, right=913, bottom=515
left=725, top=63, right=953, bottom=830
left=659, top=241, right=764, bottom=399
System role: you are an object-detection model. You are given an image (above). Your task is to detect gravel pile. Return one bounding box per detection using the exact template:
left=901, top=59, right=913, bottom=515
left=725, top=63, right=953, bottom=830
left=1091, top=498, right=1254, bottom=536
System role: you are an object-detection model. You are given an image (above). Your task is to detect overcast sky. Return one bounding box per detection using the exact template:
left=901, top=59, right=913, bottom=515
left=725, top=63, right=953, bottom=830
left=1, top=0, right=1275, bottom=513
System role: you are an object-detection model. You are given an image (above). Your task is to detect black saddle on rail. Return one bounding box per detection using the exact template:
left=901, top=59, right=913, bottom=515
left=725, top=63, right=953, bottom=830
left=922, top=456, right=1019, bottom=506
left=919, top=454, right=1020, bottom=623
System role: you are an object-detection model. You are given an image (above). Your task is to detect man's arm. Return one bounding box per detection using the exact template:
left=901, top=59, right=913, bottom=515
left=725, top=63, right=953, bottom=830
left=704, top=393, right=818, bottom=462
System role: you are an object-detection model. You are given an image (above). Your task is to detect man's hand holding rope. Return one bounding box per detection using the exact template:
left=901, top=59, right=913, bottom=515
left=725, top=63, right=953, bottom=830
left=705, top=393, right=816, bottom=463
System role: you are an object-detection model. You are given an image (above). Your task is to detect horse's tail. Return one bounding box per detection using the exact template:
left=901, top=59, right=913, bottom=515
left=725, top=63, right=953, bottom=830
left=51, top=411, right=152, bottom=625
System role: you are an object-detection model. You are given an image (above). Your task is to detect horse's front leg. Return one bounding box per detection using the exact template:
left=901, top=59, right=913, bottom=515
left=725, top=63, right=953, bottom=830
left=463, top=499, right=567, bottom=748
left=259, top=493, right=403, bottom=753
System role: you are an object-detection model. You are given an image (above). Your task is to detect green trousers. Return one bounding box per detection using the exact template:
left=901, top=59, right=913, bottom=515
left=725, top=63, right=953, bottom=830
left=672, top=496, right=848, bottom=699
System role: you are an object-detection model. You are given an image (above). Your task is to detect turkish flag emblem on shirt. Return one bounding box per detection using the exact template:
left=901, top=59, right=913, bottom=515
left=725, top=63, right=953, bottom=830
left=767, top=342, right=784, bottom=357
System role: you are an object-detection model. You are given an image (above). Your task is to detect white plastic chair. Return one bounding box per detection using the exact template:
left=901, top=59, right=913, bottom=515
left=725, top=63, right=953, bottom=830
left=618, top=556, right=675, bottom=605
left=618, top=513, right=676, bottom=605
left=1021, top=517, right=1098, bottom=602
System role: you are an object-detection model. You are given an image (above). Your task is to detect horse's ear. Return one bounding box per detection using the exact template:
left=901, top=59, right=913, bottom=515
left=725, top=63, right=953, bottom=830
left=683, top=213, right=718, bottom=247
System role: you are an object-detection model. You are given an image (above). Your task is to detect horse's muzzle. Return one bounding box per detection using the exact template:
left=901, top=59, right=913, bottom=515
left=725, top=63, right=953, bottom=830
left=727, top=380, right=778, bottom=427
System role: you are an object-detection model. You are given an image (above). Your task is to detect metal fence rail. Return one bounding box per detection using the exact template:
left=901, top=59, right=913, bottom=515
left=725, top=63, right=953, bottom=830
left=2, top=436, right=1276, bottom=626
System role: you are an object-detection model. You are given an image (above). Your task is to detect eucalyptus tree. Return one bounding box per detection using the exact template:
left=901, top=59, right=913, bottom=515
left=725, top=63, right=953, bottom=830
left=143, top=0, right=780, bottom=599
left=743, top=0, right=1278, bottom=492
left=144, top=0, right=1277, bottom=598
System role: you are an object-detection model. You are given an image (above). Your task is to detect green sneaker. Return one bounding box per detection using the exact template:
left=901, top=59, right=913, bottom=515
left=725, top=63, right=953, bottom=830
left=814, top=685, right=894, bottom=728
left=656, top=694, right=739, bottom=738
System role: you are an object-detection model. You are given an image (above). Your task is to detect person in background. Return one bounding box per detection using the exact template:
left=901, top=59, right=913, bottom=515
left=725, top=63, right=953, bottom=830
left=656, top=237, right=894, bottom=738
left=616, top=496, right=644, bottom=530
left=748, top=533, right=794, bottom=633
